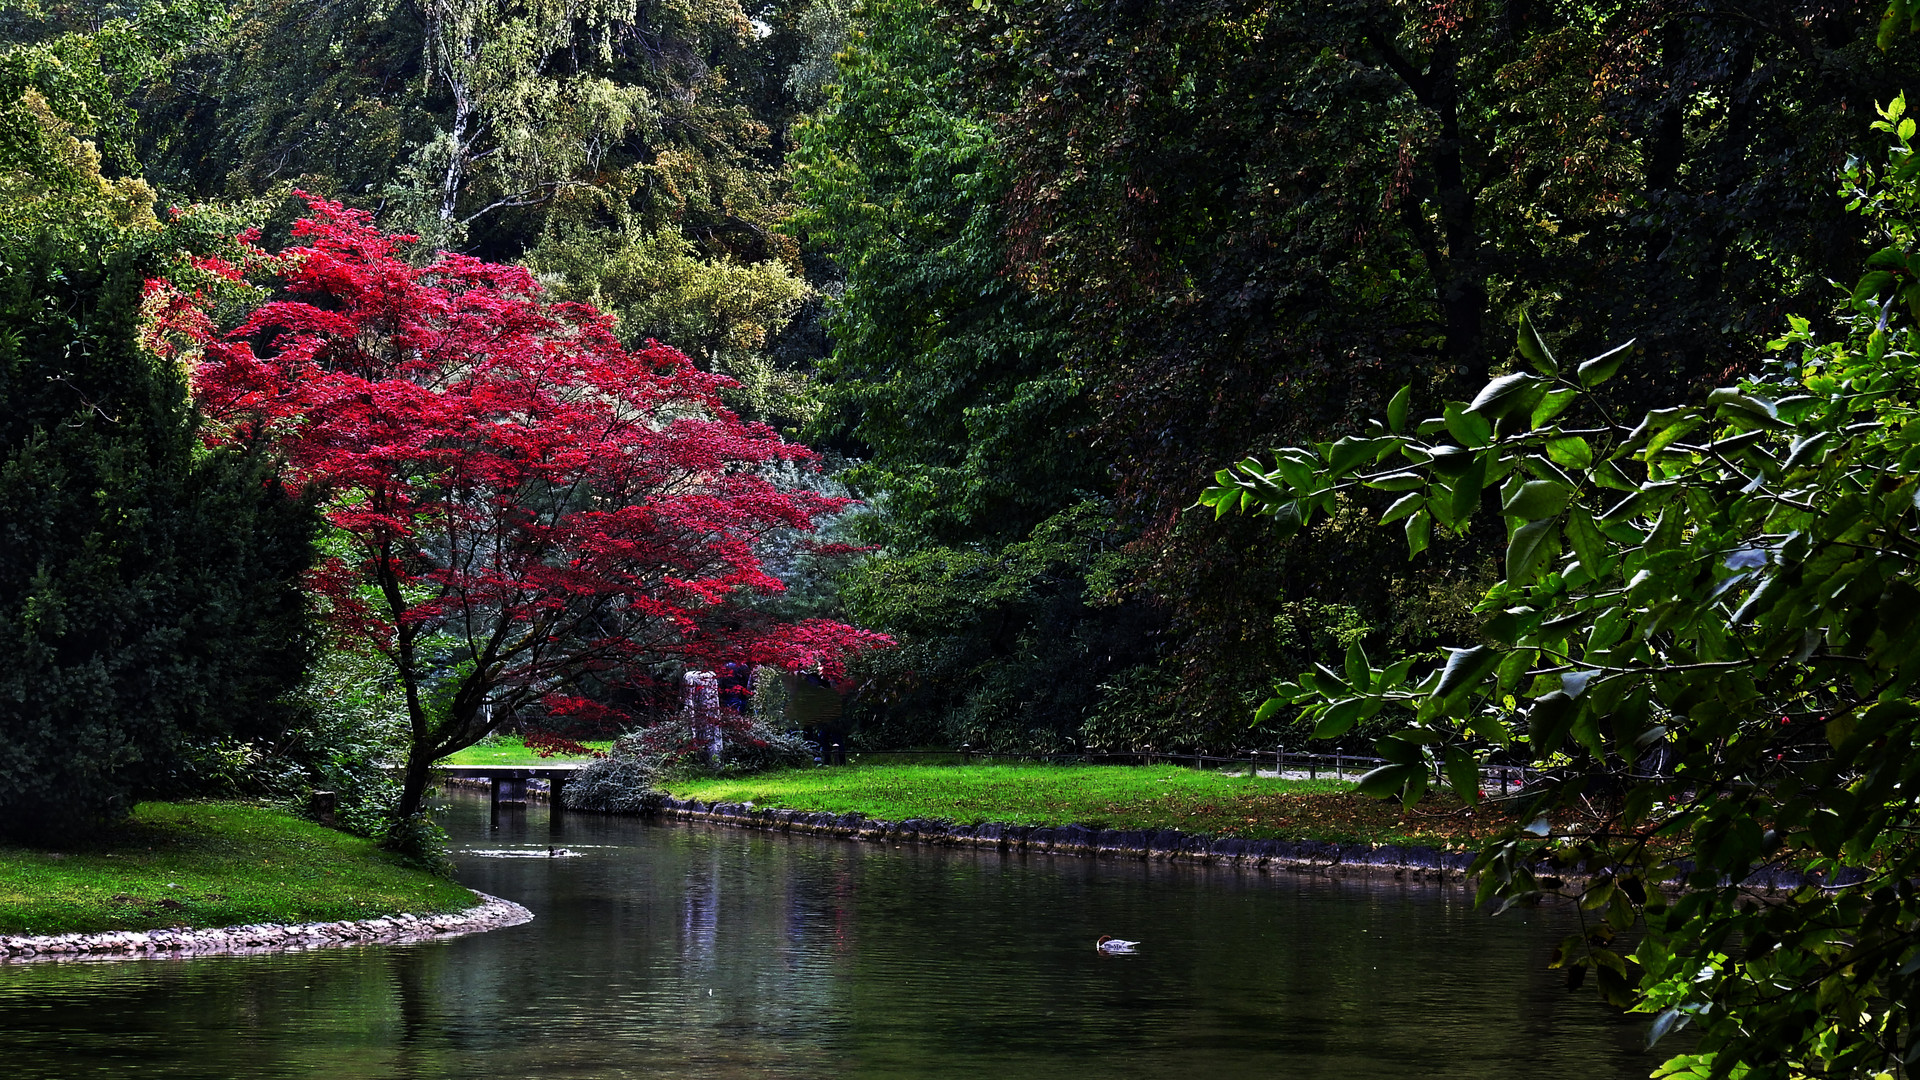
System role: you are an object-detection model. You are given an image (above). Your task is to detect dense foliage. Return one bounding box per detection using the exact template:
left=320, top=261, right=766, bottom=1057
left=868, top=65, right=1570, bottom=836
left=155, top=199, right=887, bottom=821
left=902, top=0, right=1920, bottom=738
left=1202, top=99, right=1920, bottom=1079
left=0, top=90, right=316, bottom=837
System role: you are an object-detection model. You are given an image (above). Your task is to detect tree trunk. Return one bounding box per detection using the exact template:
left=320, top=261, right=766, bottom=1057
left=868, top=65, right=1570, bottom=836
left=396, top=739, right=436, bottom=821
left=1425, top=41, right=1485, bottom=372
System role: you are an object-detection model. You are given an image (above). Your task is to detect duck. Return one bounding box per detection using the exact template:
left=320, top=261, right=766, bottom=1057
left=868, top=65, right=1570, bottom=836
left=1096, top=936, right=1140, bottom=954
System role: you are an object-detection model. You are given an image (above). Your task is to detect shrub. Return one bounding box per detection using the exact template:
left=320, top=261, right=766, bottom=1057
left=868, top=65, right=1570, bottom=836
left=561, top=747, right=664, bottom=815
left=564, top=711, right=815, bottom=814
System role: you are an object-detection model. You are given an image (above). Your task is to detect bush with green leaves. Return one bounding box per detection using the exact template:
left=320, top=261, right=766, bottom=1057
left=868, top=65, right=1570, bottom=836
left=1200, top=96, right=1920, bottom=1079
left=0, top=91, right=316, bottom=839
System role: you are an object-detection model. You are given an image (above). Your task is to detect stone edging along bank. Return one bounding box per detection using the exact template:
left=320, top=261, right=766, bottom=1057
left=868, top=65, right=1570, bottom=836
left=653, top=795, right=1484, bottom=882
left=0, top=890, right=533, bottom=963
left=649, top=797, right=1835, bottom=893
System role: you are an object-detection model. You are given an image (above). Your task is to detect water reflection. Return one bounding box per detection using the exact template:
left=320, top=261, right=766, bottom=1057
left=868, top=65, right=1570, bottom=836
left=0, top=794, right=1654, bottom=1079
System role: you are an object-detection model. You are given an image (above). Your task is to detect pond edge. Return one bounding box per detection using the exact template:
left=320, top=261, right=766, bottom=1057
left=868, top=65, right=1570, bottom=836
left=650, top=795, right=1482, bottom=882
left=0, top=889, right=532, bottom=963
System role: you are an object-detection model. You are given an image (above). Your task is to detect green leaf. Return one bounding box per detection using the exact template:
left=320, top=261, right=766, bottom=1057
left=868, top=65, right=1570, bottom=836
left=1375, top=733, right=1423, bottom=764
left=1443, top=403, right=1493, bottom=448
left=1854, top=269, right=1897, bottom=306
left=1444, top=745, right=1480, bottom=805
left=1643, top=414, right=1703, bottom=457
left=1271, top=449, right=1317, bottom=490
left=1433, top=645, right=1501, bottom=700
left=1506, top=517, right=1560, bottom=583
left=1467, top=712, right=1514, bottom=745
left=1380, top=491, right=1424, bottom=524
left=1406, top=509, right=1432, bottom=557
left=1344, top=640, right=1371, bottom=691
left=1706, top=388, right=1787, bottom=431
left=1447, top=452, right=1488, bottom=525
left=1565, top=504, right=1610, bottom=577
left=1467, top=372, right=1545, bottom=420
left=1253, top=697, right=1286, bottom=725
left=1516, top=311, right=1557, bottom=375
left=1782, top=432, right=1830, bottom=471
left=1364, top=471, right=1427, bottom=491
left=1355, top=763, right=1416, bottom=799
left=1530, top=388, right=1577, bottom=427
left=1502, top=479, right=1572, bottom=521
left=1312, top=697, right=1372, bottom=739
left=1527, top=692, right=1576, bottom=754
left=1387, top=384, right=1411, bottom=434
left=1328, top=436, right=1389, bottom=477
left=1545, top=436, right=1593, bottom=470
left=1495, top=648, right=1534, bottom=694
left=1577, top=340, right=1633, bottom=387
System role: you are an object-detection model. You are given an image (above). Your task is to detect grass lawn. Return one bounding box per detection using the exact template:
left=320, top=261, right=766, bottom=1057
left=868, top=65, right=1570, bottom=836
left=440, top=735, right=611, bottom=767
left=666, top=763, right=1524, bottom=849
left=0, top=802, right=478, bottom=936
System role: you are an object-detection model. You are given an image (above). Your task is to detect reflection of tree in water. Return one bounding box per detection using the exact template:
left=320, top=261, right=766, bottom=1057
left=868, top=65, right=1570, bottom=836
left=0, top=807, right=1654, bottom=1077
left=389, top=945, right=440, bottom=1080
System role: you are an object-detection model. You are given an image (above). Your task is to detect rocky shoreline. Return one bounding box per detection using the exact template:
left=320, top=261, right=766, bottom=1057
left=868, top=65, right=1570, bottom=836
left=0, top=890, right=533, bottom=963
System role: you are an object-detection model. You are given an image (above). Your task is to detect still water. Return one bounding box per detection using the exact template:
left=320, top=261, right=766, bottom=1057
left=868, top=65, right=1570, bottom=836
left=0, top=794, right=1653, bottom=1078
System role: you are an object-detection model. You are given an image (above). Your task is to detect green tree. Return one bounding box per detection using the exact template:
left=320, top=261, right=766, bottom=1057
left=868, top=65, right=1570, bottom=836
left=136, top=0, right=830, bottom=425
left=787, top=0, right=1162, bottom=750
left=1204, top=97, right=1920, bottom=1078
left=0, top=89, right=317, bottom=837
left=939, top=0, right=1920, bottom=739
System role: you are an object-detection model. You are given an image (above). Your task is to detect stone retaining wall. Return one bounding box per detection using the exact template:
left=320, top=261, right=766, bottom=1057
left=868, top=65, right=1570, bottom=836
left=652, top=795, right=1479, bottom=881
left=647, top=796, right=1836, bottom=893
left=0, top=890, right=533, bottom=963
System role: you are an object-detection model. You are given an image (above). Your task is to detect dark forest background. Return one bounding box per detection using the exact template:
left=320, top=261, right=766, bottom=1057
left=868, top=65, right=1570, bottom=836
left=15, top=0, right=1917, bottom=755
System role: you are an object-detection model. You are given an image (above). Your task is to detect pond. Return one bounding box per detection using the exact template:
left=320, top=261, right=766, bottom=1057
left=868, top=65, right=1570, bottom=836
left=0, top=794, right=1655, bottom=1079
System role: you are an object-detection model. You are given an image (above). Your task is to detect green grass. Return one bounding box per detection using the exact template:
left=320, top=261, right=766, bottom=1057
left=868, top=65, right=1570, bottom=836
left=0, top=802, right=478, bottom=935
left=666, top=763, right=1509, bottom=848
left=440, top=735, right=611, bottom=767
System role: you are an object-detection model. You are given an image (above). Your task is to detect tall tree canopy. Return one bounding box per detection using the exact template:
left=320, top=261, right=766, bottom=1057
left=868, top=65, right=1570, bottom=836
left=906, top=0, right=1920, bottom=735
left=787, top=0, right=1156, bottom=750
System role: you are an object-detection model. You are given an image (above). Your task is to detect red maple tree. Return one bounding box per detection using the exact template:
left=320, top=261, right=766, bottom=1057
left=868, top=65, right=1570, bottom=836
left=150, top=198, right=888, bottom=820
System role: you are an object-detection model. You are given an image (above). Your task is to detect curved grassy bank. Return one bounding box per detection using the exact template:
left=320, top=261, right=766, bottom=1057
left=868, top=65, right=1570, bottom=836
left=665, top=763, right=1518, bottom=849
left=0, top=802, right=476, bottom=936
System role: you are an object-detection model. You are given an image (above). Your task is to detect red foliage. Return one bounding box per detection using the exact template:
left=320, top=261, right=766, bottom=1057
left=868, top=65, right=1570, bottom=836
left=153, top=197, right=888, bottom=807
